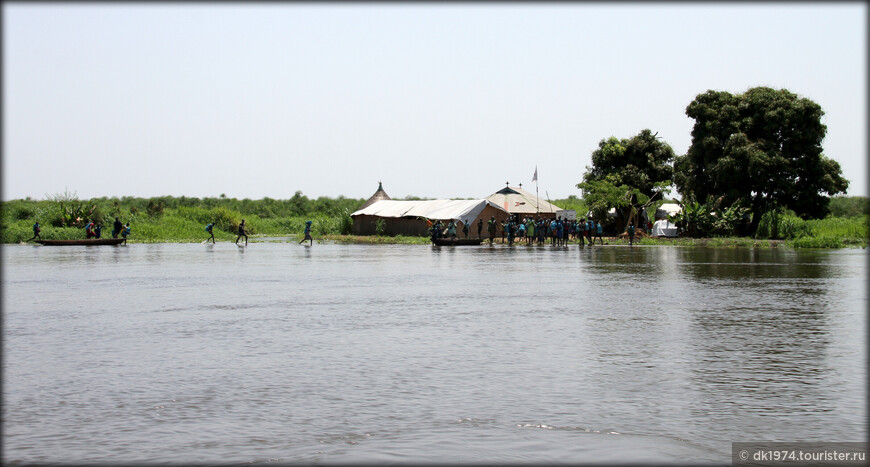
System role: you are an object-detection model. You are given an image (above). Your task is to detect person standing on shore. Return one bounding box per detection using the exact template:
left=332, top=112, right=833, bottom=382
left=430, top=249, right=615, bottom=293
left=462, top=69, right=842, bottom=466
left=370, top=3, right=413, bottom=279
left=299, top=220, right=313, bottom=245
left=628, top=222, right=636, bottom=246
left=205, top=222, right=216, bottom=244
left=595, top=221, right=604, bottom=245
left=28, top=222, right=41, bottom=241
left=235, top=219, right=248, bottom=245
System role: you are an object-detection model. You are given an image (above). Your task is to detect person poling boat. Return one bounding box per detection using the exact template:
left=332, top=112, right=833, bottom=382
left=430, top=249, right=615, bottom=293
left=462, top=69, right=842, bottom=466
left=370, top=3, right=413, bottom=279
left=112, top=217, right=123, bottom=238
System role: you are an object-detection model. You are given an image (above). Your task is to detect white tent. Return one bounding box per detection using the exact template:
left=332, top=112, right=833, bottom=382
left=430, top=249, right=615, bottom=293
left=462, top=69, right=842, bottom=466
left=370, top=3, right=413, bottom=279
left=351, top=199, right=510, bottom=236
left=486, top=186, right=562, bottom=216
left=655, top=203, right=682, bottom=219
left=651, top=219, right=678, bottom=237
left=352, top=199, right=505, bottom=221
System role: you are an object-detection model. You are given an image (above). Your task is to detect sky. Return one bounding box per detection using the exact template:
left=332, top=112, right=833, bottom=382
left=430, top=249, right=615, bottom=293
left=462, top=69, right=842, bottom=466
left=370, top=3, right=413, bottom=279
left=3, top=2, right=866, bottom=202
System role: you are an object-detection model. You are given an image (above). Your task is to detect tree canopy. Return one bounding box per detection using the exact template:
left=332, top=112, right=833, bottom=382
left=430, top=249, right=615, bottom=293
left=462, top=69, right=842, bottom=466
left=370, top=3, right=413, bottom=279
left=582, top=129, right=675, bottom=198
left=674, top=87, right=849, bottom=233
left=578, top=129, right=675, bottom=231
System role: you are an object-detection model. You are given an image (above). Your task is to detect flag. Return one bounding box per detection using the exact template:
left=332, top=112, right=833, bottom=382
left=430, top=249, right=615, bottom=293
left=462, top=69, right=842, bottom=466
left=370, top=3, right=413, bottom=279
left=532, top=166, right=538, bottom=183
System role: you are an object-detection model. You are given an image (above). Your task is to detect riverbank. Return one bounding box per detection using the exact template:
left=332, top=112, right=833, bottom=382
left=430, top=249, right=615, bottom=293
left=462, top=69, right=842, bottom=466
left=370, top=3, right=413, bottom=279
left=13, top=234, right=866, bottom=248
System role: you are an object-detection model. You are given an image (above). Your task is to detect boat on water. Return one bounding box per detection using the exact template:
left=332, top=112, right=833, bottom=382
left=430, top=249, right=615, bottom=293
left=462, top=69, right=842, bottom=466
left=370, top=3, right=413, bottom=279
left=35, top=238, right=126, bottom=246
left=432, top=237, right=483, bottom=246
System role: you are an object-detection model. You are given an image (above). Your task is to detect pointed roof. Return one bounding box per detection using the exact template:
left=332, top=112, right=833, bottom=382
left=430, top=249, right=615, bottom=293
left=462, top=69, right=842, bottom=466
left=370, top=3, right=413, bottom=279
left=486, top=185, right=562, bottom=214
left=359, top=181, right=392, bottom=210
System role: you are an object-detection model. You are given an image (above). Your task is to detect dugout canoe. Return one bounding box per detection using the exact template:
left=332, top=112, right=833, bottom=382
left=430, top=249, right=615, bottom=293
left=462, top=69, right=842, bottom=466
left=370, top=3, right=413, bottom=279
left=35, top=238, right=126, bottom=246
left=432, top=237, right=483, bottom=246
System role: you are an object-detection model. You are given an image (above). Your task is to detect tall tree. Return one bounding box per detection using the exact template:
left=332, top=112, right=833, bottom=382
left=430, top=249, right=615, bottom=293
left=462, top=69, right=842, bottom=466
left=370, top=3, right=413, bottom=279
left=583, top=129, right=675, bottom=198
left=579, top=129, right=675, bottom=231
left=675, top=87, right=849, bottom=234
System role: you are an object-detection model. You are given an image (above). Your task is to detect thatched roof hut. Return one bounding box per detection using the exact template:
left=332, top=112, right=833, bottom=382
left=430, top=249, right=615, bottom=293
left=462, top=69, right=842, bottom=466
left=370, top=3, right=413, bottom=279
left=359, top=181, right=392, bottom=210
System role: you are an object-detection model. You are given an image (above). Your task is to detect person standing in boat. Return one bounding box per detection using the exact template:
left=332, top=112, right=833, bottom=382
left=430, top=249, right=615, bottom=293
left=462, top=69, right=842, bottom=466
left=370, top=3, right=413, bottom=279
left=112, top=217, right=123, bottom=238
left=205, top=222, right=216, bottom=244
left=28, top=221, right=41, bottom=241
left=85, top=220, right=96, bottom=238
left=299, top=220, right=313, bottom=245
left=446, top=220, right=457, bottom=239
left=477, top=218, right=483, bottom=239
left=235, top=219, right=248, bottom=245
left=94, top=223, right=103, bottom=239
left=462, top=219, right=470, bottom=238
left=121, top=223, right=131, bottom=244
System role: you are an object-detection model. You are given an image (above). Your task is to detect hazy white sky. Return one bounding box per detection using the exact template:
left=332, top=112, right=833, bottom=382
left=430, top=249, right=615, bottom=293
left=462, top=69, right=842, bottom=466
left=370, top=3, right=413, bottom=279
left=3, top=2, right=866, bottom=201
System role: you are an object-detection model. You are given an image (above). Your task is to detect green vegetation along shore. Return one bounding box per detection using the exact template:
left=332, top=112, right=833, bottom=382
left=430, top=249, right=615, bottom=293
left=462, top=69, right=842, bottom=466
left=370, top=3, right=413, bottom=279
left=2, top=193, right=866, bottom=248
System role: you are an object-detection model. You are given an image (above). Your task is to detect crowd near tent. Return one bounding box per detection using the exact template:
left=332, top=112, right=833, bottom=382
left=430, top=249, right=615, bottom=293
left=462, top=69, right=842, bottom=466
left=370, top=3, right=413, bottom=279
left=351, top=198, right=510, bottom=236
left=486, top=185, right=562, bottom=218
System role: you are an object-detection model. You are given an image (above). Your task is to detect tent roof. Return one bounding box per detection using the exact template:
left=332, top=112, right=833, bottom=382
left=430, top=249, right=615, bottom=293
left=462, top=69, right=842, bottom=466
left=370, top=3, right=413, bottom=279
left=486, top=186, right=562, bottom=214
left=352, top=199, right=508, bottom=221
left=656, top=203, right=682, bottom=218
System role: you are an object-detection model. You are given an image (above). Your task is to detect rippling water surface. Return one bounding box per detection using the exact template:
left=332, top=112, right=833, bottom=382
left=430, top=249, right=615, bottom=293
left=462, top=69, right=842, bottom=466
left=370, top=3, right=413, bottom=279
left=2, top=242, right=866, bottom=464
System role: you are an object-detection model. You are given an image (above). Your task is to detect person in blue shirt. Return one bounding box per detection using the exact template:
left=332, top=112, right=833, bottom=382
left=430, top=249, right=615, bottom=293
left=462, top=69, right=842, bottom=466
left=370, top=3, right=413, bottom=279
left=595, top=221, right=604, bottom=245
left=205, top=222, right=216, bottom=244
left=121, top=223, right=131, bottom=244
left=28, top=222, right=41, bottom=241
left=299, top=220, right=313, bottom=245
left=94, top=223, right=102, bottom=239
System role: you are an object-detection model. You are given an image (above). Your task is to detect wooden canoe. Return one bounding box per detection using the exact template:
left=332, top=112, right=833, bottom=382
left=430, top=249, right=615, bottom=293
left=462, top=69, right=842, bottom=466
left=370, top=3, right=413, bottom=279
left=35, top=238, right=126, bottom=246
left=432, top=237, right=483, bottom=246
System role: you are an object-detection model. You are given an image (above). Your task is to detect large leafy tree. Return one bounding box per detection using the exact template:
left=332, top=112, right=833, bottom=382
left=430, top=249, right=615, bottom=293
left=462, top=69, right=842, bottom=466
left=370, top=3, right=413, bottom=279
left=583, top=129, right=675, bottom=197
left=579, top=129, right=675, bottom=231
left=674, top=87, right=849, bottom=234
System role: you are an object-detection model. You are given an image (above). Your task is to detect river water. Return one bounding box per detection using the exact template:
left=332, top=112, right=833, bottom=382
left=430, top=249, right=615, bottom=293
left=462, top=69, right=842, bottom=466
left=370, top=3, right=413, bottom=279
left=2, top=242, right=866, bottom=464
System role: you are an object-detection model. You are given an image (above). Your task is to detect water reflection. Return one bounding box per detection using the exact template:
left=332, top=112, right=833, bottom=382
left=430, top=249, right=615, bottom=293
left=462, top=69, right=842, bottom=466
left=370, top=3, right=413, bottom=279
left=1, top=243, right=864, bottom=464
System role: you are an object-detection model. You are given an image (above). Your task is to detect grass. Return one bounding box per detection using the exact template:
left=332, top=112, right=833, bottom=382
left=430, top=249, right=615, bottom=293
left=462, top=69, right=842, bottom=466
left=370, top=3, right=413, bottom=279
left=3, top=197, right=867, bottom=248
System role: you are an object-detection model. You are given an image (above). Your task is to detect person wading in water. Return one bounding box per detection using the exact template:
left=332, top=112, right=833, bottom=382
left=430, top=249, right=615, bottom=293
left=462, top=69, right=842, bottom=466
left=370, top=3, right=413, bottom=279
left=235, top=219, right=248, bottom=245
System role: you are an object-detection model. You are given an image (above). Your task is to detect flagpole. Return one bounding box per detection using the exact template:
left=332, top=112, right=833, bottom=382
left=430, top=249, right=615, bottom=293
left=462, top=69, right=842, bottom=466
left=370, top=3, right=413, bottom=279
left=533, top=166, right=539, bottom=216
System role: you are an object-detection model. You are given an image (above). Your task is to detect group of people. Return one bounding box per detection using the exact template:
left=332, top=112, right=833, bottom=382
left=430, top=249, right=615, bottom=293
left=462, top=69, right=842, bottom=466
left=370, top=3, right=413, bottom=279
left=204, top=219, right=313, bottom=246
left=430, top=215, right=640, bottom=246
left=27, top=217, right=131, bottom=243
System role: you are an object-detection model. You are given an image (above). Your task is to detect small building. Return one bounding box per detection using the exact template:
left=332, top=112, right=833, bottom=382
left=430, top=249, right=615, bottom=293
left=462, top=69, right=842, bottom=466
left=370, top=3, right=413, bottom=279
left=485, top=185, right=562, bottom=219
left=351, top=199, right=510, bottom=236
